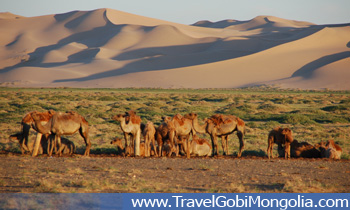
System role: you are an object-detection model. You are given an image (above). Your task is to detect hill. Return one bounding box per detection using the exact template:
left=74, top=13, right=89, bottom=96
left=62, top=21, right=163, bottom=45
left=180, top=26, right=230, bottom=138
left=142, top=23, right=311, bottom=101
left=0, top=8, right=349, bottom=89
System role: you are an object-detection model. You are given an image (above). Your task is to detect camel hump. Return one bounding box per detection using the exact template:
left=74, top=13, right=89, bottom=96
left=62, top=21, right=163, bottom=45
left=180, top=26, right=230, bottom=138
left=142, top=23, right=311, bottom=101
left=195, top=138, right=209, bottom=145
left=236, top=117, right=245, bottom=126
left=209, top=114, right=223, bottom=125
left=66, top=110, right=78, bottom=115
left=125, top=110, right=141, bottom=124
left=29, top=111, right=53, bottom=122
left=173, top=114, right=186, bottom=126
left=22, top=112, right=34, bottom=124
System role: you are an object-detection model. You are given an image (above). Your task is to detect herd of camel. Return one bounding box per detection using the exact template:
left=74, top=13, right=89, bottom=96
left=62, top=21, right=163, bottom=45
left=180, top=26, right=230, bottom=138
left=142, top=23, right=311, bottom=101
left=9, top=109, right=343, bottom=160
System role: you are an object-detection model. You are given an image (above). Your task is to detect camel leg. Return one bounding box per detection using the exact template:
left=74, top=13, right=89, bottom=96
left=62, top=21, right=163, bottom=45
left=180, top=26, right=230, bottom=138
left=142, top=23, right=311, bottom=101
left=79, top=126, right=91, bottom=156
left=134, top=130, right=141, bottom=157
left=83, top=135, right=91, bottom=156
left=266, top=143, right=270, bottom=159
left=211, top=135, right=218, bottom=156
left=151, top=136, right=158, bottom=157
left=48, top=135, right=55, bottom=156
left=237, top=132, right=244, bottom=158
left=168, top=130, right=175, bottom=157
left=22, top=124, right=30, bottom=153
left=174, top=136, right=180, bottom=157
left=159, top=145, right=162, bottom=157
left=267, top=136, right=274, bottom=159
left=145, top=135, right=150, bottom=157
left=17, top=134, right=25, bottom=155
left=186, top=136, right=191, bottom=159
left=32, top=133, right=43, bottom=157
left=284, top=143, right=291, bottom=159
left=56, top=135, right=62, bottom=156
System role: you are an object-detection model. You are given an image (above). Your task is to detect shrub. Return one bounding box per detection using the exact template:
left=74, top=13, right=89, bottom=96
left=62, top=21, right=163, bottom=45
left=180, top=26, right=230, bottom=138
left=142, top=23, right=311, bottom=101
left=281, top=114, right=314, bottom=125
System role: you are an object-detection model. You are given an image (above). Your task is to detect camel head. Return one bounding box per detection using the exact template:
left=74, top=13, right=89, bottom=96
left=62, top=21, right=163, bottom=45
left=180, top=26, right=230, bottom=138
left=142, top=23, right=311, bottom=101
left=315, top=141, right=327, bottom=149
left=125, top=110, right=137, bottom=116
left=185, top=113, right=197, bottom=120
left=9, top=133, right=23, bottom=142
left=281, top=128, right=293, bottom=143
left=112, top=114, right=125, bottom=122
left=111, top=138, right=123, bottom=147
left=30, top=111, right=41, bottom=121
left=161, top=116, right=172, bottom=122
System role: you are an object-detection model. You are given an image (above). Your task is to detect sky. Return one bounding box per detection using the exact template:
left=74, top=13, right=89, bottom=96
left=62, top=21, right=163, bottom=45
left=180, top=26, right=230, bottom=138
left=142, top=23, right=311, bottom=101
left=1, top=0, right=349, bottom=25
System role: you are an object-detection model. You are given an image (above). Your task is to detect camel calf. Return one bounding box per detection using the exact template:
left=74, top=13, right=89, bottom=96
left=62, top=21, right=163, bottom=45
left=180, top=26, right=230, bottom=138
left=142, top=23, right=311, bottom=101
left=9, top=133, right=75, bottom=155
left=316, top=140, right=342, bottom=160
left=267, top=127, right=294, bottom=159
left=111, top=138, right=147, bottom=157
left=142, top=121, right=157, bottom=157
left=178, top=135, right=211, bottom=157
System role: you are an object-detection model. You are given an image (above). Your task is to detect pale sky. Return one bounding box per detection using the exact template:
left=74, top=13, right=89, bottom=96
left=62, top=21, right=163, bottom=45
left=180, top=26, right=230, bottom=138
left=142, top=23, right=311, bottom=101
left=1, top=0, right=349, bottom=25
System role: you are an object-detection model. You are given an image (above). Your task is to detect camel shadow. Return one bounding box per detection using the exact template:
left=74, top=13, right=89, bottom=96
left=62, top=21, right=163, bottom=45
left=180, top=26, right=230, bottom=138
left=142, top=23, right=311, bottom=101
left=241, top=149, right=267, bottom=157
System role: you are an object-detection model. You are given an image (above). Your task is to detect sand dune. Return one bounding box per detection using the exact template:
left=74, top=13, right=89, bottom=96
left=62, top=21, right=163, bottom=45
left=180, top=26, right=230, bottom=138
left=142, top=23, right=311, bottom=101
left=0, top=8, right=349, bottom=89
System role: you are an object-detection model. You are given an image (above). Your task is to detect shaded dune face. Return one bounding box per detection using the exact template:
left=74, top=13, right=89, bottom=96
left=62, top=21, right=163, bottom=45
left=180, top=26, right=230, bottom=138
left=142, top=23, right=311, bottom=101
left=0, top=8, right=349, bottom=90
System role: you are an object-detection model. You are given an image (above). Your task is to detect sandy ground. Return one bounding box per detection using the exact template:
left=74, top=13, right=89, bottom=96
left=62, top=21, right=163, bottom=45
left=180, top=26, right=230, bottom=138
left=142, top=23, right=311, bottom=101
left=0, top=9, right=349, bottom=90
left=1, top=153, right=349, bottom=193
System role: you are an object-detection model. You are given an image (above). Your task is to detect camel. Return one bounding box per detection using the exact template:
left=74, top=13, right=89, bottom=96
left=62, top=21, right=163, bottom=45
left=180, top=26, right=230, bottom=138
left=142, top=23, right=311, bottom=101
left=267, top=127, right=294, bottom=159
left=10, top=133, right=75, bottom=155
left=180, top=135, right=211, bottom=157
left=31, top=111, right=90, bottom=156
left=110, top=138, right=148, bottom=157
left=187, top=113, right=245, bottom=157
left=316, top=140, right=342, bottom=160
left=13, top=111, right=54, bottom=155
left=278, top=140, right=321, bottom=158
left=142, top=121, right=157, bottom=157
left=162, top=114, right=195, bottom=158
left=112, top=111, right=142, bottom=156
left=155, top=119, right=176, bottom=157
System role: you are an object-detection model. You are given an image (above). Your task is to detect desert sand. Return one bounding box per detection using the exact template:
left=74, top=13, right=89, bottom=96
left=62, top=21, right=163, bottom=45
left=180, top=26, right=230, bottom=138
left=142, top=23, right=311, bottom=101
left=0, top=8, right=349, bottom=89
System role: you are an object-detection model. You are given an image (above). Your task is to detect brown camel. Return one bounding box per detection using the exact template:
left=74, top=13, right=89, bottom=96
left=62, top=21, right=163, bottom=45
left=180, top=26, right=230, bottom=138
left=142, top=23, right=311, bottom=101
left=267, top=127, right=294, bottom=159
left=278, top=140, right=321, bottom=158
left=142, top=121, right=157, bottom=157
left=31, top=111, right=90, bottom=156
left=187, top=113, right=245, bottom=157
left=155, top=119, right=176, bottom=157
left=180, top=135, right=212, bottom=157
left=112, top=111, right=142, bottom=156
left=316, top=140, right=342, bottom=160
left=162, top=114, right=195, bottom=158
left=13, top=111, right=54, bottom=154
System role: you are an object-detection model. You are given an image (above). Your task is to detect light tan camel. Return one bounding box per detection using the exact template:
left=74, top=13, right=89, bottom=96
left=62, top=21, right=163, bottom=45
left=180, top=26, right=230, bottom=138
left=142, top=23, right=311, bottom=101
left=163, top=114, right=195, bottom=158
left=187, top=113, right=245, bottom=157
left=142, top=121, right=157, bottom=157
left=267, top=127, right=294, bottom=159
left=112, top=111, right=142, bottom=156
left=110, top=138, right=147, bottom=157
left=13, top=111, right=54, bottom=154
left=155, top=119, right=176, bottom=157
left=10, top=133, right=75, bottom=155
left=316, top=140, right=342, bottom=160
left=181, top=135, right=212, bottom=157
left=31, top=111, right=90, bottom=156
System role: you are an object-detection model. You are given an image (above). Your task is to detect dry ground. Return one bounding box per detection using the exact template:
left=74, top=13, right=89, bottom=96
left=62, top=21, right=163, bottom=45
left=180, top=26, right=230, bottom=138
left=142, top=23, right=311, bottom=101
left=0, top=153, right=349, bottom=193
